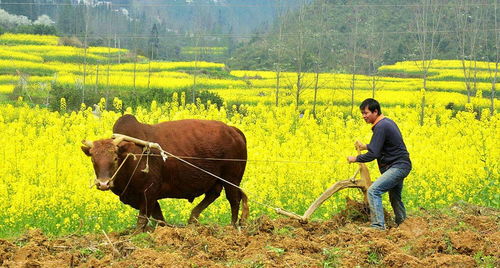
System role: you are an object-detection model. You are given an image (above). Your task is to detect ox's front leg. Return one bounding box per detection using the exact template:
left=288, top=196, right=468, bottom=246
left=134, top=182, right=163, bottom=232
left=152, top=201, right=166, bottom=227
left=135, top=199, right=157, bottom=233
left=136, top=204, right=150, bottom=233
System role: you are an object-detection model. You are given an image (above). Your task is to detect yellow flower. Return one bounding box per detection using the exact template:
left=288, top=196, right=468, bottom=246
left=60, top=98, right=67, bottom=111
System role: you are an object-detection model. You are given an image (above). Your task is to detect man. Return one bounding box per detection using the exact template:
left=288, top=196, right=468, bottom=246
left=347, top=98, right=412, bottom=230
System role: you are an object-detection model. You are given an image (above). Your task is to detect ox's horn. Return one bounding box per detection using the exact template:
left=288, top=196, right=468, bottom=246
left=112, top=135, right=124, bottom=145
left=81, top=140, right=93, bottom=148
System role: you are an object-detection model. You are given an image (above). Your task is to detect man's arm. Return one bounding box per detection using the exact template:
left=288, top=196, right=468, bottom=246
left=347, top=141, right=367, bottom=163
left=355, top=140, right=367, bottom=151
left=355, top=127, right=385, bottom=163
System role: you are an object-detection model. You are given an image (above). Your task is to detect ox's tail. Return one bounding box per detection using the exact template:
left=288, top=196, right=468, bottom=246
left=240, top=191, right=249, bottom=225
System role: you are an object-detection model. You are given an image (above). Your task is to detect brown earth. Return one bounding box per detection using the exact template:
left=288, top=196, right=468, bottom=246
left=1, top=200, right=498, bottom=267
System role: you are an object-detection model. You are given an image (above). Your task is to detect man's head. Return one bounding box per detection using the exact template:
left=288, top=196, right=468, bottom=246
left=359, top=98, right=381, bottom=124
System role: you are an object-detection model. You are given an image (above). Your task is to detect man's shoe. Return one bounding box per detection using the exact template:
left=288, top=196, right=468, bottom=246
left=360, top=226, right=385, bottom=232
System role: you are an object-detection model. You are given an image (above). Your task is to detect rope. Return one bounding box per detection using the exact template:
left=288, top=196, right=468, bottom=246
left=110, top=134, right=360, bottom=214
left=124, top=153, right=336, bottom=165
left=101, top=147, right=147, bottom=196
left=109, top=153, right=135, bottom=185
left=119, top=147, right=147, bottom=197
left=158, top=150, right=281, bottom=211
left=111, top=133, right=284, bottom=211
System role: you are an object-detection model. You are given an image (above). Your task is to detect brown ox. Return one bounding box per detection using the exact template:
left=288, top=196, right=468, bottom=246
left=81, top=115, right=248, bottom=231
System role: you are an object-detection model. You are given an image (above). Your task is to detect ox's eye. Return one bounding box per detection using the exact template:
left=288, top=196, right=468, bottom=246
left=113, top=156, right=118, bottom=162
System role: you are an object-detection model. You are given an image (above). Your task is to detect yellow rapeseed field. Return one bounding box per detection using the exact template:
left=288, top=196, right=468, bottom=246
left=0, top=97, right=498, bottom=237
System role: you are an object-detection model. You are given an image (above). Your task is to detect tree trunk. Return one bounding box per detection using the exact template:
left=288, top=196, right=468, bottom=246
left=313, top=72, right=319, bottom=118
left=106, top=40, right=110, bottom=110
left=491, top=1, right=498, bottom=115
left=148, top=46, right=152, bottom=91
left=82, top=4, right=89, bottom=104
left=296, top=71, right=302, bottom=110
left=412, top=0, right=443, bottom=126
left=95, top=64, right=99, bottom=94
left=420, top=90, right=426, bottom=126
left=349, top=9, right=359, bottom=117
left=133, top=51, right=137, bottom=104
left=275, top=68, right=280, bottom=107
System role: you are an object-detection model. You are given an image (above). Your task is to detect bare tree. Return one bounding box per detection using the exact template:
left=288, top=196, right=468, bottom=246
left=106, top=37, right=111, bottom=110
left=190, top=5, right=209, bottom=104
left=104, top=5, right=117, bottom=110
left=348, top=7, right=361, bottom=117
left=455, top=0, right=486, bottom=103
left=147, top=24, right=160, bottom=91
left=82, top=3, right=90, bottom=104
left=364, top=7, right=386, bottom=99
left=411, top=0, right=444, bottom=126
left=191, top=32, right=201, bottom=104
left=132, top=12, right=139, bottom=105
left=311, top=0, right=328, bottom=118
left=270, top=0, right=287, bottom=107
left=95, top=63, right=99, bottom=95
left=284, top=0, right=312, bottom=110
left=485, top=0, right=498, bottom=115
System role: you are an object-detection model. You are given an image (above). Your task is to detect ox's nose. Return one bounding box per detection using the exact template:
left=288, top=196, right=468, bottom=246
left=95, top=179, right=111, bottom=191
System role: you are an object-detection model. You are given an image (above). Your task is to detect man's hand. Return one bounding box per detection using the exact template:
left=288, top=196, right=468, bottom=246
left=355, top=140, right=367, bottom=151
left=347, top=156, right=357, bottom=163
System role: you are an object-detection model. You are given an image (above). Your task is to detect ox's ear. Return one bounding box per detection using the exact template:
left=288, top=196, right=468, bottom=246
left=81, top=146, right=91, bottom=156
left=117, top=141, right=136, bottom=156
left=81, top=140, right=93, bottom=156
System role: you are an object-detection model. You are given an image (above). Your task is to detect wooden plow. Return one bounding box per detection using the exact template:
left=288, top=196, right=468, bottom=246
left=275, top=147, right=372, bottom=223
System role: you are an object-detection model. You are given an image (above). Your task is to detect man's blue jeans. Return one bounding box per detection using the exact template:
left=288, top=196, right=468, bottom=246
left=367, top=167, right=411, bottom=230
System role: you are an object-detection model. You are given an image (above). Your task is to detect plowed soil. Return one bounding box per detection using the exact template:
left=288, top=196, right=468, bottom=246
left=1, top=200, right=498, bottom=267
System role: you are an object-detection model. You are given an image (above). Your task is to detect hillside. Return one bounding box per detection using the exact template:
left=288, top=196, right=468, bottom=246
left=229, top=0, right=499, bottom=73
left=0, top=0, right=304, bottom=35
left=0, top=0, right=306, bottom=62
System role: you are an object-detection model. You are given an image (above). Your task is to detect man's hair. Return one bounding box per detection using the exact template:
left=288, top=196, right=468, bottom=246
left=359, top=98, right=381, bottom=114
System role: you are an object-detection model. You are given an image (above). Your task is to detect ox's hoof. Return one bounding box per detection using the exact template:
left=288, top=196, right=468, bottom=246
left=154, top=219, right=167, bottom=227
left=132, top=225, right=153, bottom=234
left=299, top=218, right=309, bottom=224
left=187, top=217, right=200, bottom=225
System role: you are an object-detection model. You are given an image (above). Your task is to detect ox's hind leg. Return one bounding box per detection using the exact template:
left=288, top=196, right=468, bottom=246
left=240, top=191, right=249, bottom=224
left=224, top=184, right=246, bottom=227
left=188, top=184, right=223, bottom=224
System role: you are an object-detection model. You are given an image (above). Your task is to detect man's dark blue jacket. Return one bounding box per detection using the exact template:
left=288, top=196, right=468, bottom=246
left=356, top=117, right=412, bottom=174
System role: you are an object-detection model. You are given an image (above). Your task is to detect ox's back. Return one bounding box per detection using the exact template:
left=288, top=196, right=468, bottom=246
left=113, top=114, right=151, bottom=141
left=112, top=115, right=246, bottom=159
